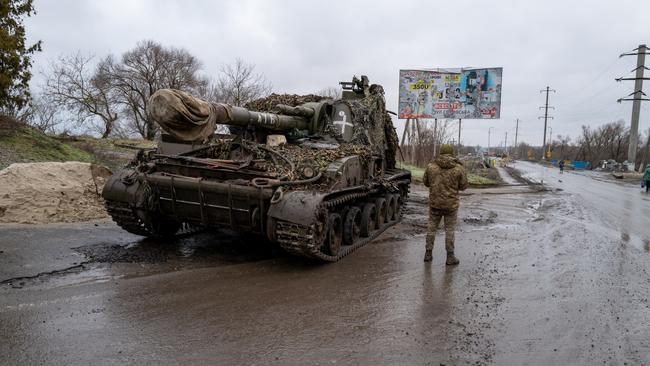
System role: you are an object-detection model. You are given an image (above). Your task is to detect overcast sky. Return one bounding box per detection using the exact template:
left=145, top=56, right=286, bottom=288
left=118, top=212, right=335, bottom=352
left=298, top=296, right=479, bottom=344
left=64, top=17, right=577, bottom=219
left=25, top=0, right=650, bottom=146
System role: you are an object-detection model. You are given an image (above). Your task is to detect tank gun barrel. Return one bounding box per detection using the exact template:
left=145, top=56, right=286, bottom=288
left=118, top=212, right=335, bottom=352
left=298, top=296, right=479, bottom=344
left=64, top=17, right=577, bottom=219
left=148, top=89, right=316, bottom=142
left=228, top=105, right=310, bottom=131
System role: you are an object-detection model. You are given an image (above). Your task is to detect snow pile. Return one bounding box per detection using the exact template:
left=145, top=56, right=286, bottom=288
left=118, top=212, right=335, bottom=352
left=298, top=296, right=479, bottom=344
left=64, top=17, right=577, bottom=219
left=0, top=162, right=112, bottom=224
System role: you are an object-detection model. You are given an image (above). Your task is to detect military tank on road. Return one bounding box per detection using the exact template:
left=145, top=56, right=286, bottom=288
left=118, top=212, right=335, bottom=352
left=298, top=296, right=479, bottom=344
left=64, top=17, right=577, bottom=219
left=102, top=76, right=411, bottom=261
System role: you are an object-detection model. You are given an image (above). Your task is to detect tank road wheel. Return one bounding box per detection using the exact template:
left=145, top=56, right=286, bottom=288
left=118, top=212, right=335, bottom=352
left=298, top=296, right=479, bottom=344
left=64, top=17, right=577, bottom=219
left=313, top=208, right=329, bottom=247
left=392, top=193, right=402, bottom=219
left=385, top=194, right=396, bottom=222
left=374, top=197, right=387, bottom=229
left=325, top=213, right=343, bottom=256
left=360, top=203, right=377, bottom=237
left=343, top=207, right=361, bottom=245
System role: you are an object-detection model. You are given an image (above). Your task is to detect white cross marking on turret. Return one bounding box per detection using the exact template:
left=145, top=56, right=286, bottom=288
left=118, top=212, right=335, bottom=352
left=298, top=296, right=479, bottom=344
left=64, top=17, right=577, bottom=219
left=333, top=110, right=353, bottom=136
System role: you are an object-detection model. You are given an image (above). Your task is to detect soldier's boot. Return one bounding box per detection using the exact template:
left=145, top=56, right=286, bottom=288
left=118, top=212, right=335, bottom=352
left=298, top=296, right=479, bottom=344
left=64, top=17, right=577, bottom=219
left=424, top=249, right=433, bottom=262
left=446, top=252, right=459, bottom=265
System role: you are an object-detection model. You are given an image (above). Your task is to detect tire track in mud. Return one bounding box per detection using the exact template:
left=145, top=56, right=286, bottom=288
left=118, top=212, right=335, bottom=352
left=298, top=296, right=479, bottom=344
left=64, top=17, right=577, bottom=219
left=0, top=262, right=90, bottom=289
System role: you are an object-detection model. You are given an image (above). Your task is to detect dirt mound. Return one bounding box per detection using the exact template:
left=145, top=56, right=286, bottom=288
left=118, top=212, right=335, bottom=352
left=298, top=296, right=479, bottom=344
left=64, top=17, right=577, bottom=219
left=0, top=162, right=112, bottom=224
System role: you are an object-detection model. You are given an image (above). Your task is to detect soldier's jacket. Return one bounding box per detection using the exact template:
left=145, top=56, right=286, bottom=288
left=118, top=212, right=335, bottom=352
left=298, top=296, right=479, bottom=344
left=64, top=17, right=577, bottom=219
left=422, top=155, right=469, bottom=210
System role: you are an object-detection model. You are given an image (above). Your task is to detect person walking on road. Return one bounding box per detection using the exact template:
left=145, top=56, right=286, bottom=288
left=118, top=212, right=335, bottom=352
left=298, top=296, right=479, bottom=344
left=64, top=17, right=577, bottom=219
left=422, top=144, right=469, bottom=265
left=644, top=164, right=650, bottom=193
left=559, top=160, right=565, bottom=174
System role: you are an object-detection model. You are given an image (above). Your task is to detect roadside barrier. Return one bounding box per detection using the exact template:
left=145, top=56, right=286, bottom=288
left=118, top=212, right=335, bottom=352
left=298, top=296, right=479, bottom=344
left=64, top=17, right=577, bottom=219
left=550, top=159, right=590, bottom=170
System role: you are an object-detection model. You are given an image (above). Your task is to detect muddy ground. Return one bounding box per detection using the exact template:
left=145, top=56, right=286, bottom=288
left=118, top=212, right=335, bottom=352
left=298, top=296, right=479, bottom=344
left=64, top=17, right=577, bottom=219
left=1, top=164, right=650, bottom=365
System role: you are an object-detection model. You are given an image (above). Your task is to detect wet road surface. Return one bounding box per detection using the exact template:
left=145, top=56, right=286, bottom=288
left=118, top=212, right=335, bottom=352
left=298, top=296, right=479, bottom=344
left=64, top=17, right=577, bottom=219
left=1, top=165, right=650, bottom=365
left=514, top=160, right=650, bottom=249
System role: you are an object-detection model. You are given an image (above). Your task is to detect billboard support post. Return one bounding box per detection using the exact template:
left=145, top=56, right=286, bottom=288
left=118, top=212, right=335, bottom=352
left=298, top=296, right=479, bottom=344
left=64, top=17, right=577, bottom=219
left=400, top=118, right=410, bottom=151
left=433, top=118, right=438, bottom=157
left=458, top=119, right=462, bottom=150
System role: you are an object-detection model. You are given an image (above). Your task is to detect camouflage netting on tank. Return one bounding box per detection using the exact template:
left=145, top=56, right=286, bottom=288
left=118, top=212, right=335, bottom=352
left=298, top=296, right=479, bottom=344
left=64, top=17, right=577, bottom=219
left=341, top=98, right=384, bottom=149
left=245, top=94, right=328, bottom=112
left=384, top=112, right=399, bottom=169
left=242, top=91, right=396, bottom=163
left=196, top=139, right=373, bottom=181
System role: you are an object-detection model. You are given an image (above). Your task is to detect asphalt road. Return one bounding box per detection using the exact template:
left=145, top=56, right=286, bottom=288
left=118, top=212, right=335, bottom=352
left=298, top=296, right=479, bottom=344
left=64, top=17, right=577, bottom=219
left=513, top=161, right=650, bottom=248
left=1, top=165, right=649, bottom=365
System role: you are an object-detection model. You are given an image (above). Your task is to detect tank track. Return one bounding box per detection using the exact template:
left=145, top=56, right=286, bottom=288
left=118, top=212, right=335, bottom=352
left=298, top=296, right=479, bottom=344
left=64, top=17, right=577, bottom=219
left=104, top=200, right=201, bottom=237
left=275, top=183, right=409, bottom=262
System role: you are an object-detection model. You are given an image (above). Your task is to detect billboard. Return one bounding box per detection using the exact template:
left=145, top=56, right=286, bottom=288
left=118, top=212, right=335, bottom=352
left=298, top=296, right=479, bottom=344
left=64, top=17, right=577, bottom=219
left=398, top=68, right=502, bottom=119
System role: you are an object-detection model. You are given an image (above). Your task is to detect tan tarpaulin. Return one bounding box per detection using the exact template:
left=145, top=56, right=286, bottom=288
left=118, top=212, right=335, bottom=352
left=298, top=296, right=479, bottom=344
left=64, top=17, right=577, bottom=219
left=147, top=89, right=230, bottom=142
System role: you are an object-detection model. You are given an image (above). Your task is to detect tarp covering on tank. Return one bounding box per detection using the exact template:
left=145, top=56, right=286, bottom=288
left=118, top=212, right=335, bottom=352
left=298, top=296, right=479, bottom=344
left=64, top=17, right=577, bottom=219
left=147, top=89, right=230, bottom=142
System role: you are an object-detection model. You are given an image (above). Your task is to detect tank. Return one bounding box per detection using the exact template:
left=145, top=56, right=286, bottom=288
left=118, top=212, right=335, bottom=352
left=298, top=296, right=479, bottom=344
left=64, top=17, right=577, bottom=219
left=102, top=76, right=411, bottom=261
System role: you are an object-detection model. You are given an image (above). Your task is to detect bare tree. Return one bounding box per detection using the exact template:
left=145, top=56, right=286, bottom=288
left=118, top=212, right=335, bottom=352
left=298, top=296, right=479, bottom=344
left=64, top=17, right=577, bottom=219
left=108, top=40, right=209, bottom=139
left=514, top=142, right=534, bottom=160
left=574, top=121, right=630, bottom=166
left=553, top=135, right=572, bottom=160
left=23, top=94, right=63, bottom=133
left=43, top=53, right=118, bottom=138
left=399, top=119, right=456, bottom=166
left=215, top=58, right=271, bottom=106
left=195, top=79, right=221, bottom=103
left=41, top=44, right=273, bottom=139
left=316, top=86, right=341, bottom=99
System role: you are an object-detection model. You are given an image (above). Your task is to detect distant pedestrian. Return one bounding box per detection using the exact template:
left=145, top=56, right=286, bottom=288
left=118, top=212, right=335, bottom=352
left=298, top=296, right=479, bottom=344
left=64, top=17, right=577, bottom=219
left=422, top=144, right=469, bottom=265
left=644, top=164, right=650, bottom=193
left=559, top=160, right=565, bottom=174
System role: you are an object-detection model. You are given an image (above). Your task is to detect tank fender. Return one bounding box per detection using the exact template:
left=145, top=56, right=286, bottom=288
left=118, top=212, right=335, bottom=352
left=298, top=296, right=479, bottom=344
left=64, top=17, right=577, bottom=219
left=101, top=170, right=148, bottom=209
left=267, top=191, right=326, bottom=226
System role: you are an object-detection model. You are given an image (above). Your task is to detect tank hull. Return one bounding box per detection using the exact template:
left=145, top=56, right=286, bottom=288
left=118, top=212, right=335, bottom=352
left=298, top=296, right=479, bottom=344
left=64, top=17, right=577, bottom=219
left=103, top=157, right=410, bottom=261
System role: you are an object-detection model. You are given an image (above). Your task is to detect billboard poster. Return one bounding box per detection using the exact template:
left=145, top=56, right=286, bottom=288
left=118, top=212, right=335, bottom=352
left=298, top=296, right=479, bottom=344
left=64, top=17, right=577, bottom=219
left=398, top=68, right=503, bottom=119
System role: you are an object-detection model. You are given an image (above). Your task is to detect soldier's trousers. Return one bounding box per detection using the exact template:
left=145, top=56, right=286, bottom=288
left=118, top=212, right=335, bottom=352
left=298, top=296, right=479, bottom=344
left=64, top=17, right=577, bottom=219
left=425, top=208, right=458, bottom=253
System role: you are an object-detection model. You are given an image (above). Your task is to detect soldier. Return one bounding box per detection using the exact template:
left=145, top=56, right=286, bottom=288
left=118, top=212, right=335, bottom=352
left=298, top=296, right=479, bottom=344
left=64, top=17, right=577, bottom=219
left=422, top=144, right=468, bottom=265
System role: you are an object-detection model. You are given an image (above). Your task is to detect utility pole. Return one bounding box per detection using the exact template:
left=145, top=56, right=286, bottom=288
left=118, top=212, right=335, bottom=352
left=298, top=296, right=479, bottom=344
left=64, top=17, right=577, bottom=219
left=538, top=87, right=556, bottom=160
left=505, top=131, right=508, bottom=156
left=488, top=127, right=493, bottom=156
left=617, top=44, right=650, bottom=171
left=458, top=119, right=462, bottom=150
left=514, top=118, right=519, bottom=158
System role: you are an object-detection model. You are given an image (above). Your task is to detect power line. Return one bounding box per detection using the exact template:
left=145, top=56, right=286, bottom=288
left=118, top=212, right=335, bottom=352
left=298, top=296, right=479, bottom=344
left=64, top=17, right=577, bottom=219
left=559, top=81, right=626, bottom=112
left=561, top=57, right=623, bottom=99
left=559, top=99, right=626, bottom=119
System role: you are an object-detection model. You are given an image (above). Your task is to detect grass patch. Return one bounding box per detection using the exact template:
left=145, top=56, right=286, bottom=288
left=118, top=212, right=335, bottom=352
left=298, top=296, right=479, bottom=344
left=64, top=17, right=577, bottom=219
left=0, top=124, right=94, bottom=170
left=0, top=118, right=152, bottom=171
left=468, top=173, right=498, bottom=185
left=398, top=160, right=499, bottom=186
left=398, top=162, right=425, bottom=183
left=64, top=137, right=150, bottom=171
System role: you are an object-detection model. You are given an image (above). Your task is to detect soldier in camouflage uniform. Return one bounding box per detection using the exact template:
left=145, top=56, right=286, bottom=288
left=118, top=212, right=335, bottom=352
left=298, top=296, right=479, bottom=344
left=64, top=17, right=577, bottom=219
left=422, top=144, right=468, bottom=265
